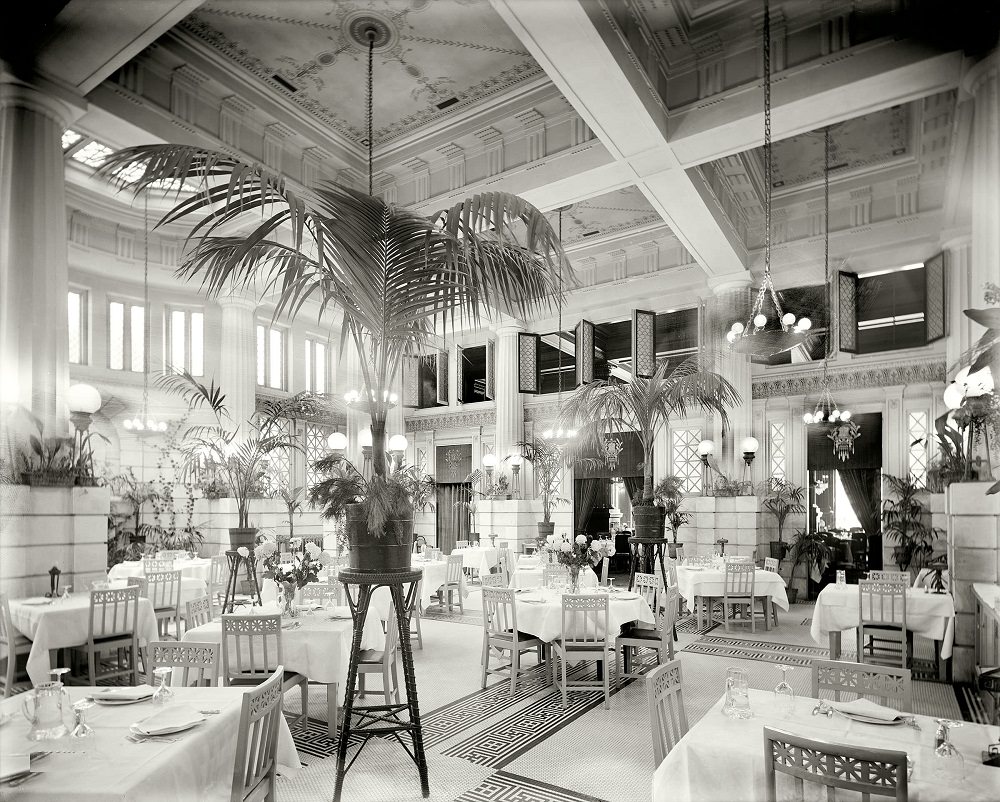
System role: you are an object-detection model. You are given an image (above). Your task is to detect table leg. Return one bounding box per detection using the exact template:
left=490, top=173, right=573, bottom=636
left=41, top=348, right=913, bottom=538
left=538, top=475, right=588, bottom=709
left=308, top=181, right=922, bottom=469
left=828, top=631, right=841, bottom=660
left=327, top=682, right=338, bottom=737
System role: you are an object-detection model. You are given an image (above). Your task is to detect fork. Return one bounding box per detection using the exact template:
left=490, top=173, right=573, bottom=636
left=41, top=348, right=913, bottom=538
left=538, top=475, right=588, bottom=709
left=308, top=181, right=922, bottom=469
left=126, top=732, right=178, bottom=744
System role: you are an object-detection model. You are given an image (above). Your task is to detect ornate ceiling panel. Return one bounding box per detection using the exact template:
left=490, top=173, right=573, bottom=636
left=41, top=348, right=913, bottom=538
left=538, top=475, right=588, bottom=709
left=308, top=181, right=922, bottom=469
left=179, top=0, right=543, bottom=147
left=547, top=186, right=664, bottom=245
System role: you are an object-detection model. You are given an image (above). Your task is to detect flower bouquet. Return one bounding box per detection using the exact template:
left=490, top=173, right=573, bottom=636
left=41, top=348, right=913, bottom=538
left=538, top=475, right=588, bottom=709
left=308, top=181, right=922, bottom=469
left=254, top=541, right=331, bottom=616
left=551, top=534, right=612, bottom=592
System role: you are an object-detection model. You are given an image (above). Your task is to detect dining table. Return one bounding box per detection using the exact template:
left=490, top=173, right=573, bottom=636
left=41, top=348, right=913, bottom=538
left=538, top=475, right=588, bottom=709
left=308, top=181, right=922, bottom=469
left=183, top=600, right=384, bottom=737
left=810, top=582, right=956, bottom=678
left=676, top=564, right=789, bottom=629
left=652, top=688, right=999, bottom=801
left=510, top=587, right=654, bottom=643
left=0, top=685, right=299, bottom=800
left=510, top=564, right=600, bottom=590
left=451, top=545, right=499, bottom=577
left=108, top=557, right=213, bottom=584
left=8, top=595, right=159, bottom=686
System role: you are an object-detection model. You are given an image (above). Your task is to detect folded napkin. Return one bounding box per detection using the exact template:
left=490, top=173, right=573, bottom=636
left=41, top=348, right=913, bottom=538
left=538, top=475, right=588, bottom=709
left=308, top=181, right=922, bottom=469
left=91, top=684, right=154, bottom=701
left=330, top=606, right=352, bottom=618
left=0, top=754, right=30, bottom=782
left=133, top=705, right=205, bottom=736
left=830, top=698, right=902, bottom=721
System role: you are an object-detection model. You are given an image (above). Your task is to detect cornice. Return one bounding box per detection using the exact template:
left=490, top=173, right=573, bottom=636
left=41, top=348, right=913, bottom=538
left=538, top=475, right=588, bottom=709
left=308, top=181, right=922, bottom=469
left=405, top=408, right=496, bottom=432
left=751, top=359, right=946, bottom=399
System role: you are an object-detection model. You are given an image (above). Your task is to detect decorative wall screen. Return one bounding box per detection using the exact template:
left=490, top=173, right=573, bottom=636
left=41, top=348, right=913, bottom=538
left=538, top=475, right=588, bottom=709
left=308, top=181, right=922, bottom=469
left=632, top=309, right=656, bottom=378
left=769, top=421, right=787, bottom=480
left=260, top=417, right=291, bottom=496
left=576, top=319, right=594, bottom=386
left=436, top=350, right=449, bottom=406
left=518, top=332, right=540, bottom=393
left=455, top=344, right=464, bottom=404
left=485, top=339, right=495, bottom=400
left=402, top=355, right=419, bottom=407
left=838, top=271, right=858, bottom=353
left=304, top=423, right=333, bottom=491
left=924, top=252, right=946, bottom=343
left=907, top=411, right=928, bottom=488
left=670, top=427, right=702, bottom=494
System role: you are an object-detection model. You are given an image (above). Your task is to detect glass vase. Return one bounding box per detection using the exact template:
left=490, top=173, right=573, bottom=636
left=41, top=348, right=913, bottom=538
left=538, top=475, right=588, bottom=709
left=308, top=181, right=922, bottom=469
left=282, top=581, right=298, bottom=618
left=570, top=566, right=580, bottom=593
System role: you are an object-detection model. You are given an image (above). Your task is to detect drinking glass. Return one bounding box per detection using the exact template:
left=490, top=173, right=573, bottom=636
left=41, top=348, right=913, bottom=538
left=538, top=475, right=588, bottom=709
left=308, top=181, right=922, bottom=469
left=932, top=720, right=965, bottom=780
left=324, top=592, right=336, bottom=613
left=774, top=665, right=795, bottom=717
left=59, top=585, right=72, bottom=604
left=151, top=667, right=174, bottom=705
left=71, top=698, right=96, bottom=738
left=724, top=667, right=752, bottom=720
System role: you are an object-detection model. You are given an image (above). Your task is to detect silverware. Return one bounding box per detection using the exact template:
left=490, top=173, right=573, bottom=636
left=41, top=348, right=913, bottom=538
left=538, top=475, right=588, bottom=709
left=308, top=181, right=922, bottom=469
left=197, top=709, right=221, bottom=715
left=5, top=771, right=41, bottom=788
left=126, top=732, right=178, bottom=743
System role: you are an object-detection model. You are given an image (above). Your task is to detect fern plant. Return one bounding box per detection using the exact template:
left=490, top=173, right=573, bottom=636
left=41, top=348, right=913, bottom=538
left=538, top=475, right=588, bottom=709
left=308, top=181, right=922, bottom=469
left=882, top=473, right=943, bottom=573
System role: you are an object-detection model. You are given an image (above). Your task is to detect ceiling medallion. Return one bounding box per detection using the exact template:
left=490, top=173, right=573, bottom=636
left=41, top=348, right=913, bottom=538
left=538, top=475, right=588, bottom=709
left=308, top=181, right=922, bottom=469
left=345, top=12, right=397, bottom=52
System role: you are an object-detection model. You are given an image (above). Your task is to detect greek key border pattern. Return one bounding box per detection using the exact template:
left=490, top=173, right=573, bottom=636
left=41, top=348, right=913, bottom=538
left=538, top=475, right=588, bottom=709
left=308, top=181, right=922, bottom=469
left=752, top=360, right=945, bottom=399
left=406, top=408, right=496, bottom=432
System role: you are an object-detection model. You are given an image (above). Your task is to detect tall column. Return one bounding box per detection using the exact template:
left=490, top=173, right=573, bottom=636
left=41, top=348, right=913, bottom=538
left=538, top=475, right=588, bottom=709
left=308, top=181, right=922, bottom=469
left=494, top=321, right=525, bottom=462
left=707, top=276, right=754, bottom=479
left=942, top=234, right=973, bottom=374
left=217, top=293, right=257, bottom=436
left=337, top=339, right=366, bottom=467
left=0, top=73, right=85, bottom=434
left=965, top=51, right=1000, bottom=324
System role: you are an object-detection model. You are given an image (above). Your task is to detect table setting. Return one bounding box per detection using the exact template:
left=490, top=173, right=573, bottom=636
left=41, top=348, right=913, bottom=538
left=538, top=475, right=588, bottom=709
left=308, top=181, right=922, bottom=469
left=0, top=679, right=300, bottom=800
left=509, top=587, right=654, bottom=643
left=108, top=556, right=213, bottom=584
left=451, top=544, right=499, bottom=577
left=676, top=560, right=789, bottom=629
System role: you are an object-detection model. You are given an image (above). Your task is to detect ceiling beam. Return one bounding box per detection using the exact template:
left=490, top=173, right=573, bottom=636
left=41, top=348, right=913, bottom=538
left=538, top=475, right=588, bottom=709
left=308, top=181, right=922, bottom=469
left=491, top=0, right=748, bottom=279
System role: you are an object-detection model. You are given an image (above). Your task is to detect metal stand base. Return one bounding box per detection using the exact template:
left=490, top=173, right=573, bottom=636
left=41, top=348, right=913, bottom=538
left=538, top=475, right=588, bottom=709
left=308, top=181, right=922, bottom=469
left=627, top=536, right=670, bottom=593
left=334, top=568, right=429, bottom=802
left=222, top=550, right=262, bottom=613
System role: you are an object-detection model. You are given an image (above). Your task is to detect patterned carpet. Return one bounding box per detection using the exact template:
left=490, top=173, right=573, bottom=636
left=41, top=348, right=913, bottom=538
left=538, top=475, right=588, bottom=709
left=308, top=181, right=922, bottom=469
left=682, top=634, right=830, bottom=667
left=456, top=771, right=609, bottom=802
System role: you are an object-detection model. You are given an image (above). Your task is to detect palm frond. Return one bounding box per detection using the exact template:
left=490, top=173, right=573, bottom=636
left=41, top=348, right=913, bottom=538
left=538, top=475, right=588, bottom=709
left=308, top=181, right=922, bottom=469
left=155, top=369, right=228, bottom=418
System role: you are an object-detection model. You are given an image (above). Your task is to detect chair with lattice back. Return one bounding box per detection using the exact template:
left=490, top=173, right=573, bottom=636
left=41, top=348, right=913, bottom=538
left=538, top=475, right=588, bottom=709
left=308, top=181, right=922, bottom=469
left=144, top=569, right=183, bottom=640
left=231, top=667, right=284, bottom=802
left=72, top=586, right=141, bottom=685
left=617, top=584, right=679, bottom=687
left=552, top=594, right=614, bottom=709
left=811, top=659, right=913, bottom=712
left=723, top=561, right=757, bottom=633
left=869, top=570, right=911, bottom=583
left=0, top=592, right=31, bottom=698
left=645, top=658, right=688, bottom=765
left=859, top=579, right=910, bottom=668
left=763, top=726, right=908, bottom=802
left=142, top=557, right=175, bottom=574
left=208, top=554, right=228, bottom=613
left=761, top=557, right=781, bottom=625
left=438, top=554, right=465, bottom=613
left=184, top=595, right=214, bottom=630
left=481, top=587, right=543, bottom=693
left=480, top=573, right=507, bottom=588
left=148, top=640, right=220, bottom=687
left=543, top=563, right=566, bottom=589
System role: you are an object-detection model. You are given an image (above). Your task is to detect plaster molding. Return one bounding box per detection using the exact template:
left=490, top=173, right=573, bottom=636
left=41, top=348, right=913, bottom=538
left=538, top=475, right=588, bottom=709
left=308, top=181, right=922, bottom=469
left=406, top=408, right=496, bottom=432
left=751, top=359, right=946, bottom=399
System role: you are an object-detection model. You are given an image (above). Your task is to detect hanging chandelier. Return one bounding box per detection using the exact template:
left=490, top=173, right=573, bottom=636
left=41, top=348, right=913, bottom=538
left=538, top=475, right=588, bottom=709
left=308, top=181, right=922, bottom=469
left=541, top=206, right=576, bottom=445
left=803, top=127, right=849, bottom=426
left=123, top=191, right=170, bottom=435
left=727, top=0, right=811, bottom=354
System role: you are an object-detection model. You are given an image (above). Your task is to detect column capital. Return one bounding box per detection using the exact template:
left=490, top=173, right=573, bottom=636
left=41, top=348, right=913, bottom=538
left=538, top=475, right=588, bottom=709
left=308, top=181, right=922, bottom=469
left=940, top=229, right=972, bottom=251
left=0, top=69, right=87, bottom=127
left=961, top=48, right=999, bottom=97
left=217, top=290, right=259, bottom=312
left=707, top=272, right=752, bottom=294
left=495, top=320, right=525, bottom=337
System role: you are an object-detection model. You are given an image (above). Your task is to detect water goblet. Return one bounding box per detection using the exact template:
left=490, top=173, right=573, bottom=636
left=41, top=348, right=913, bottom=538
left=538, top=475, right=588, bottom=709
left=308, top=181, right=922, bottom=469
left=151, top=667, right=174, bottom=705
left=60, top=585, right=72, bottom=604
left=607, top=578, right=615, bottom=593
left=774, top=665, right=795, bottom=717
left=71, top=698, right=96, bottom=738
left=932, top=720, right=965, bottom=780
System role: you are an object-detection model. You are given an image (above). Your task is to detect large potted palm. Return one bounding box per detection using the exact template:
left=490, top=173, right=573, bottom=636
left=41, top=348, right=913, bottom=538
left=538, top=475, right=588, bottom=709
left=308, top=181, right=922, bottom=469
left=509, top=438, right=567, bottom=545
left=761, top=478, right=806, bottom=560
left=560, top=355, right=739, bottom=540
left=100, top=55, right=569, bottom=571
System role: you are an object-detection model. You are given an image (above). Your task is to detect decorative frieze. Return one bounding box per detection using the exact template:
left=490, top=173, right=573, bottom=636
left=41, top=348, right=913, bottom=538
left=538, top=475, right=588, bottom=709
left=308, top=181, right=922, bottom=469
left=515, top=109, right=546, bottom=163
left=752, top=360, right=946, bottom=399
left=403, top=157, right=430, bottom=202
left=219, top=96, right=253, bottom=149
left=524, top=402, right=561, bottom=422
left=262, top=123, right=292, bottom=170
left=405, top=408, right=496, bottom=432
left=171, top=65, right=208, bottom=124
left=476, top=127, right=504, bottom=177
left=438, top=143, right=465, bottom=191
left=301, top=147, right=331, bottom=187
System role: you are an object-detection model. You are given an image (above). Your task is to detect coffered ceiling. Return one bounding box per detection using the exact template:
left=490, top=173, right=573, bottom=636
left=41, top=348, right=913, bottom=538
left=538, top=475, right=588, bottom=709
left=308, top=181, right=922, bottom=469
left=547, top=187, right=664, bottom=246
left=179, top=0, right=543, bottom=147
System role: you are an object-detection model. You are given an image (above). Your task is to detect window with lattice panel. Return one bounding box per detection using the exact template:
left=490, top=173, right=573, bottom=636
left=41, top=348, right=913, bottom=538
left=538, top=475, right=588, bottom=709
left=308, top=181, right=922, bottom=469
left=670, top=427, right=702, bottom=494
left=769, top=422, right=786, bottom=480
left=305, top=423, right=333, bottom=491
left=907, top=411, right=928, bottom=488
left=260, top=417, right=291, bottom=496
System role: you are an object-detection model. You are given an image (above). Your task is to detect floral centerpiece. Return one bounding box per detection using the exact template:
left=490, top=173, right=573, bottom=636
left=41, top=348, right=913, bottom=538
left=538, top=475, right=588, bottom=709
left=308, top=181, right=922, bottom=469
left=547, top=533, right=615, bottom=592
left=254, top=540, right=330, bottom=616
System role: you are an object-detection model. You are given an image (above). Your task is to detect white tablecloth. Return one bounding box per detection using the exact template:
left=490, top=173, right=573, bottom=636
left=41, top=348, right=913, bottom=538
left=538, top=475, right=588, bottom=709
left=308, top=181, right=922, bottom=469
left=652, top=689, right=998, bottom=802
left=452, top=546, right=499, bottom=575
left=183, top=601, right=384, bottom=686
left=105, top=576, right=207, bottom=607
left=510, top=566, right=600, bottom=590
left=511, top=588, right=653, bottom=643
left=0, top=686, right=299, bottom=801
left=676, top=565, right=789, bottom=612
left=108, top=557, right=213, bottom=584
left=9, top=596, right=159, bottom=686
left=810, top=583, right=956, bottom=658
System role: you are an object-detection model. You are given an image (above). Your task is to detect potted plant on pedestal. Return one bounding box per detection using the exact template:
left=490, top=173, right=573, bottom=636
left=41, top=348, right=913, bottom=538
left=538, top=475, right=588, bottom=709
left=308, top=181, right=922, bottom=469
left=653, top=476, right=691, bottom=558
left=882, top=473, right=943, bottom=579
left=560, top=355, right=739, bottom=539
left=787, top=528, right=832, bottom=603
left=510, top=438, right=568, bottom=547
left=761, top=478, right=805, bottom=560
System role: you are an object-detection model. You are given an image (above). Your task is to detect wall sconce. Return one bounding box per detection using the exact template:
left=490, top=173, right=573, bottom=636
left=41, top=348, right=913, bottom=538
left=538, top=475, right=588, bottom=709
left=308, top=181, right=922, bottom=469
left=388, top=434, right=409, bottom=469
left=697, top=439, right=715, bottom=496
left=509, top=453, right=523, bottom=498
left=740, top=436, right=759, bottom=487
left=327, top=430, right=348, bottom=462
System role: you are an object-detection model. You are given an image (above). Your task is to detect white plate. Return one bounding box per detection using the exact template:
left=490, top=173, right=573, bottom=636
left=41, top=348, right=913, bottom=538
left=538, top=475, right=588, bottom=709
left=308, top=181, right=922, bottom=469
left=840, top=711, right=905, bottom=726
left=132, top=718, right=205, bottom=737
left=615, top=593, right=640, bottom=600
left=19, top=598, right=53, bottom=606
left=94, top=695, right=153, bottom=706
left=683, top=566, right=705, bottom=572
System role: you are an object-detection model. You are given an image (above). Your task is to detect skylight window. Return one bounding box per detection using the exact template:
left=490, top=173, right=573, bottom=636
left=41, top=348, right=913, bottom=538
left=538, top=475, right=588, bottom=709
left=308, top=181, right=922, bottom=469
left=62, top=130, right=83, bottom=151
left=114, top=161, right=146, bottom=183
left=70, top=141, right=113, bottom=167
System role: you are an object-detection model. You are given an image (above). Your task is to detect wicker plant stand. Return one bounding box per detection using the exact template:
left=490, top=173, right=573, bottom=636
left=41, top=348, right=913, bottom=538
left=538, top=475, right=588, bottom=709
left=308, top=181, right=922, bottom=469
left=334, top=568, right=429, bottom=802
left=222, top=550, right=262, bottom=612
left=627, top=536, right=671, bottom=593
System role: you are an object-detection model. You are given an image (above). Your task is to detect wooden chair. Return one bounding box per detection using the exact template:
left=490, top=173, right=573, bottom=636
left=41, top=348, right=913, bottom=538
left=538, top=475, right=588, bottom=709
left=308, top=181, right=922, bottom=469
left=406, top=578, right=423, bottom=650
left=480, top=573, right=507, bottom=588
left=723, top=560, right=757, bottom=633
left=761, top=557, right=781, bottom=625
left=148, top=640, right=220, bottom=687
left=859, top=580, right=909, bottom=668
left=869, top=570, right=911, bottom=583
left=221, top=614, right=308, bottom=727
left=645, top=659, right=688, bottom=765
left=633, top=572, right=660, bottom=623
left=0, top=592, right=32, bottom=698
left=481, top=587, right=543, bottom=693
left=811, top=659, right=913, bottom=712
left=600, top=555, right=610, bottom=586
left=184, top=595, right=214, bottom=630
left=144, top=569, right=183, bottom=640
left=142, top=557, right=174, bottom=573
left=208, top=554, right=228, bottom=613
left=300, top=584, right=333, bottom=606
left=551, top=594, right=614, bottom=709
left=454, top=540, right=470, bottom=549
left=543, top=563, right=566, bottom=589
left=497, top=546, right=512, bottom=587
left=664, top=557, right=678, bottom=588
left=437, top=554, right=465, bottom=613
left=73, top=586, right=141, bottom=685
left=727, top=555, right=754, bottom=563
left=231, top=666, right=284, bottom=802
left=617, top=584, right=679, bottom=687
left=357, top=599, right=400, bottom=704
left=763, top=726, right=908, bottom=802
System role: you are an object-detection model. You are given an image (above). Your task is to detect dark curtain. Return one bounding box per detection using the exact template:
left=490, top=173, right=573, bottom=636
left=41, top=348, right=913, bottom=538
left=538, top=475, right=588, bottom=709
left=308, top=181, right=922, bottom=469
left=623, top=476, right=642, bottom=505
left=838, top=469, right=880, bottom=537
left=574, top=478, right=606, bottom=533
left=435, top=483, right=470, bottom=553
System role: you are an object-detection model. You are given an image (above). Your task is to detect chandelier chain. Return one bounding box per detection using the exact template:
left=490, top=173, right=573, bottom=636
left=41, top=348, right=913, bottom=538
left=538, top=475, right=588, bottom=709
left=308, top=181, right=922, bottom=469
left=557, top=207, right=564, bottom=399
left=824, top=125, right=831, bottom=360
left=367, top=31, right=374, bottom=196
left=763, top=0, right=771, bottom=280
left=142, top=191, right=150, bottom=416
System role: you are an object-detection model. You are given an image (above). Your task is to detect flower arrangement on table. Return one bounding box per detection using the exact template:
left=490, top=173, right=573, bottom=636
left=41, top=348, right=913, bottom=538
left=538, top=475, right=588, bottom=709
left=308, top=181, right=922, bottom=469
left=547, top=534, right=615, bottom=591
left=253, top=541, right=332, bottom=616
